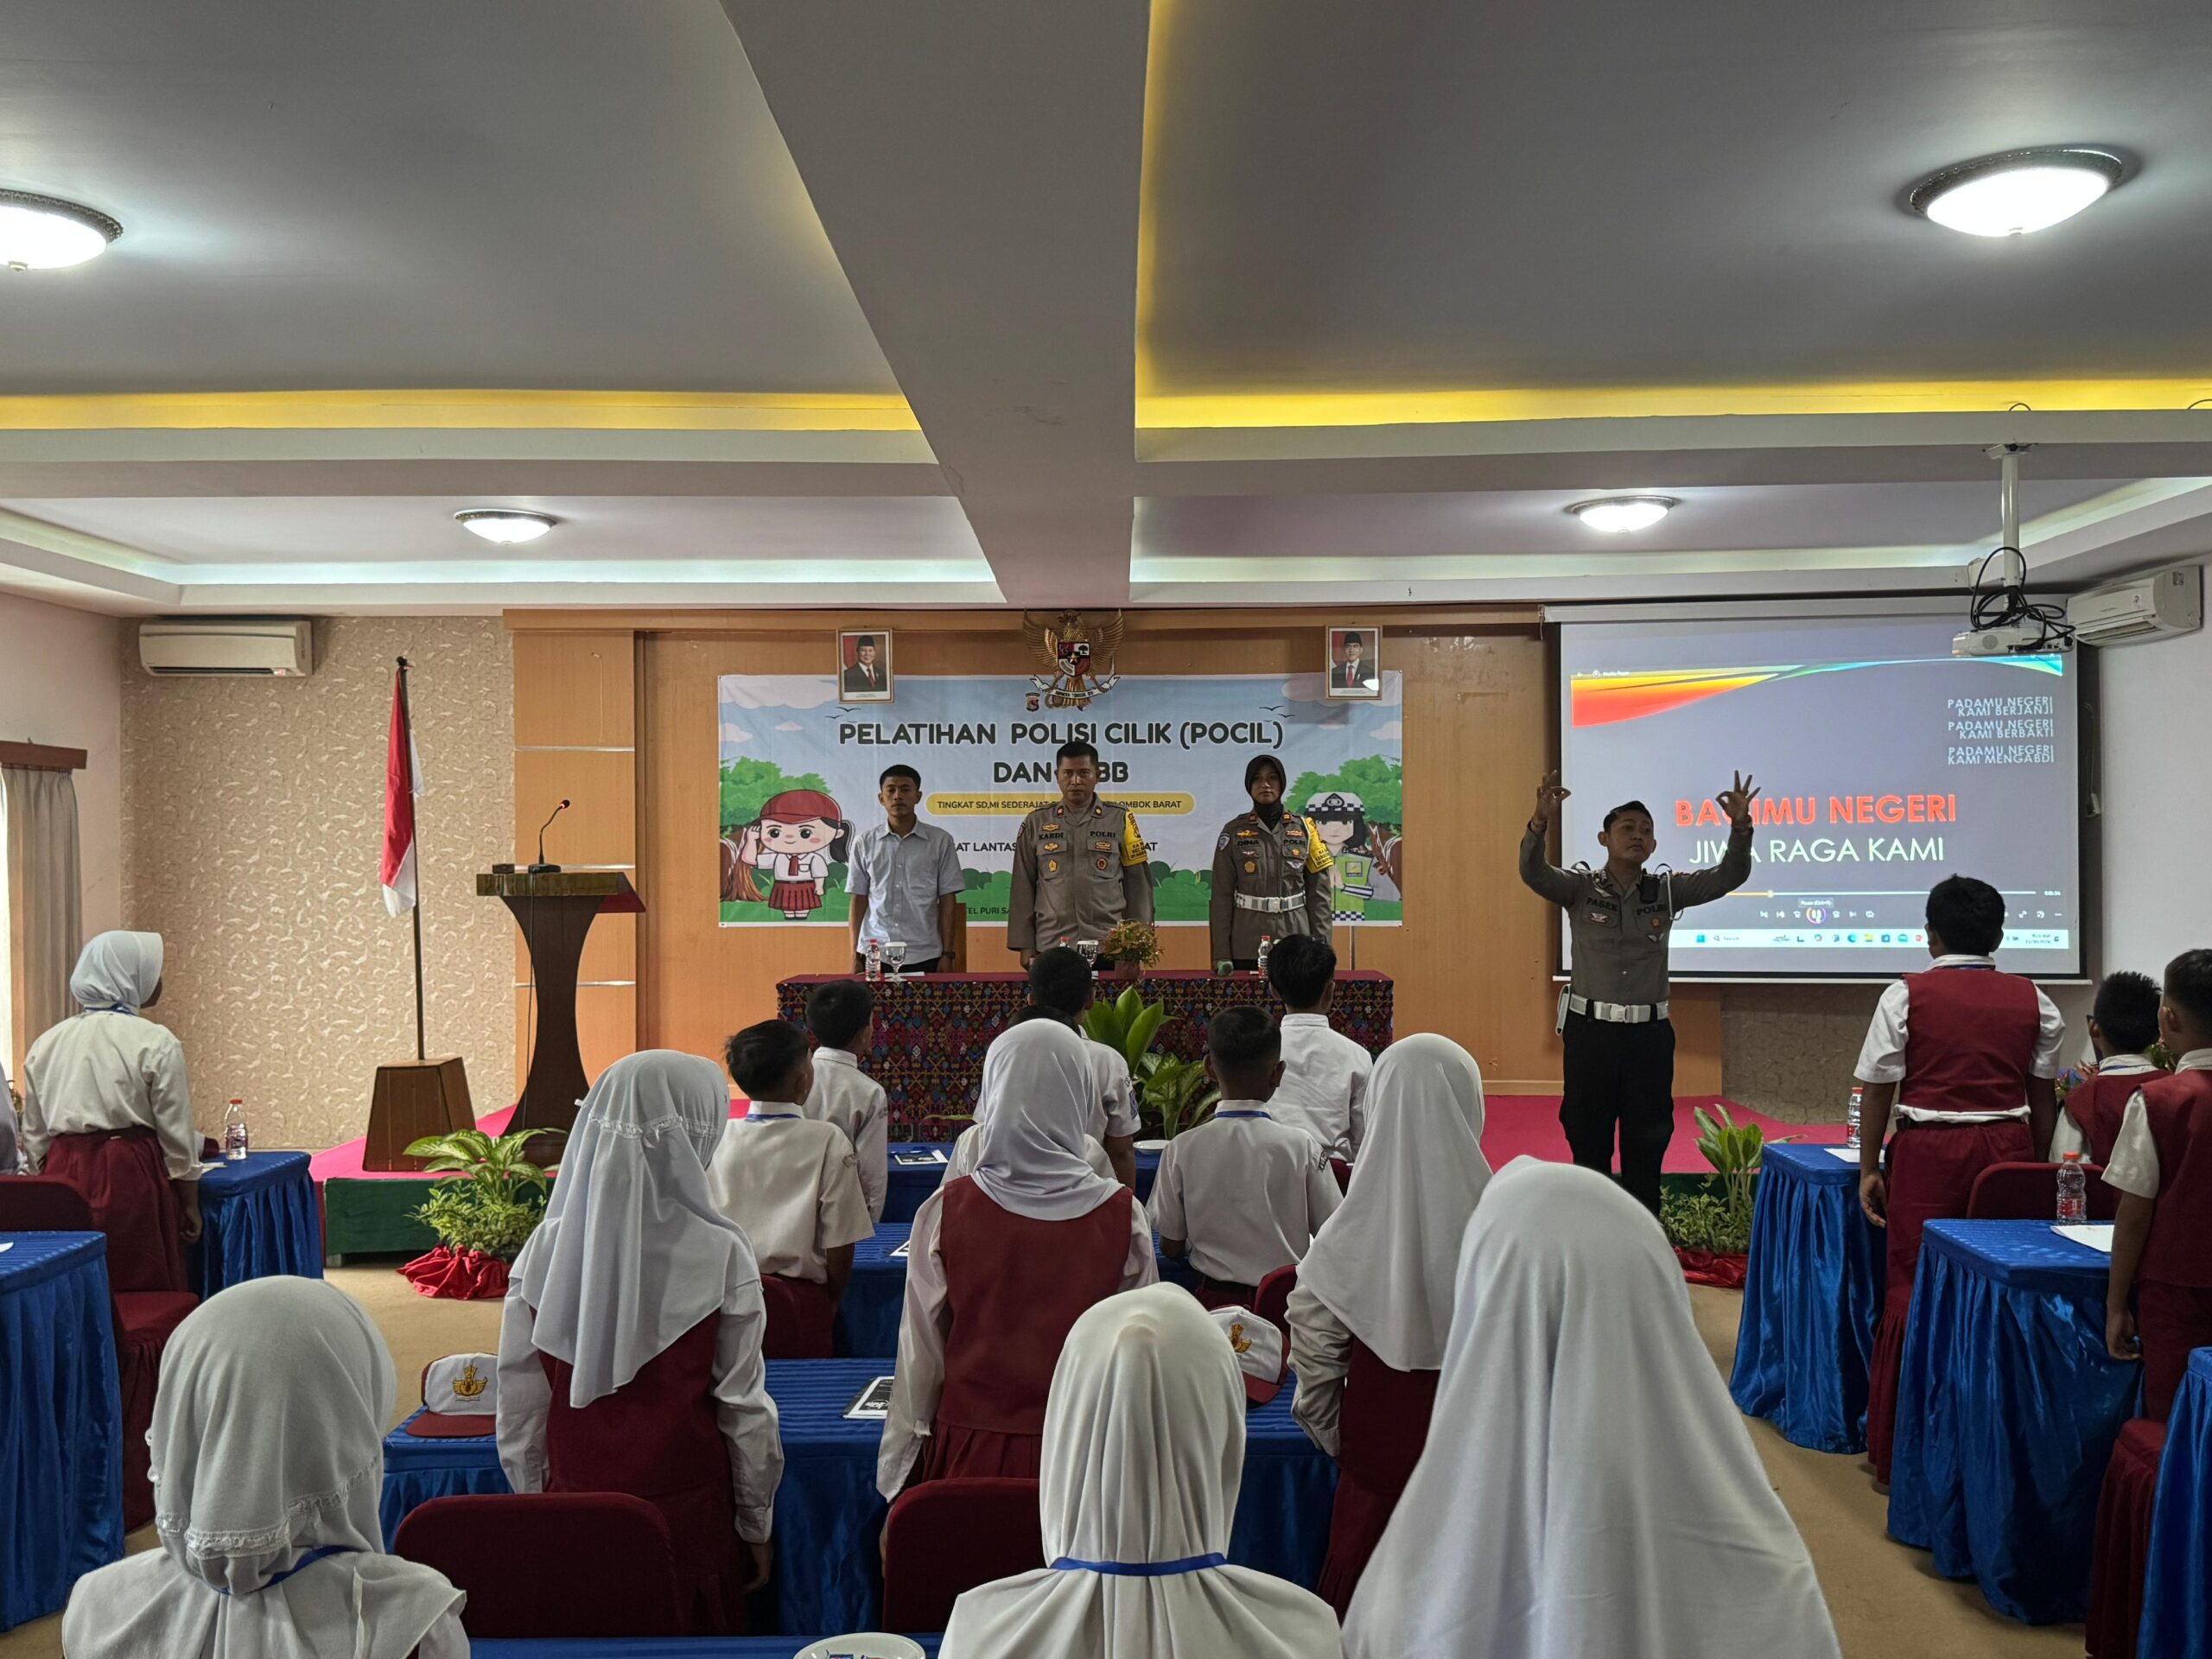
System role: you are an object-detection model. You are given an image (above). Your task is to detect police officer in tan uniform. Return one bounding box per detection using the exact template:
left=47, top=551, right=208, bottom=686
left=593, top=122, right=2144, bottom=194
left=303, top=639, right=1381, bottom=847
left=1007, top=740, right=1154, bottom=967
left=1209, top=753, right=1333, bottom=969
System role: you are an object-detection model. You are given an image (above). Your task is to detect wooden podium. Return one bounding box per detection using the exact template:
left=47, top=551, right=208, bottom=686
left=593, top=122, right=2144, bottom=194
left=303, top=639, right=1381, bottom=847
left=478, top=869, right=645, bottom=1160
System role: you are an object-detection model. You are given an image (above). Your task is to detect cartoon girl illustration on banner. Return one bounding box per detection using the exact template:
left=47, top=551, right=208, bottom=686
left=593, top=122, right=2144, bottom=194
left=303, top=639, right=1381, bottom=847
left=733, top=788, right=851, bottom=920
left=1306, top=790, right=1376, bottom=922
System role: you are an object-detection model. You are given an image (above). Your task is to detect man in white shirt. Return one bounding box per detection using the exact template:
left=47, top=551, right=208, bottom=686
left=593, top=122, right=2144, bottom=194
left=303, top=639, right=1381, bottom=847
left=1020, top=947, right=1140, bottom=1186
left=1264, top=935, right=1372, bottom=1164
left=802, top=979, right=890, bottom=1222
left=846, top=765, right=968, bottom=974
left=1153, top=1007, right=1342, bottom=1305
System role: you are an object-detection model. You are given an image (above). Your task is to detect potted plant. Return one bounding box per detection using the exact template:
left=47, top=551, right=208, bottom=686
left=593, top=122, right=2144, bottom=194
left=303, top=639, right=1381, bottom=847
left=1083, top=984, right=1219, bottom=1141
left=1659, top=1102, right=1787, bottom=1287
left=399, top=1127, right=555, bottom=1300
left=1099, top=919, right=1162, bottom=984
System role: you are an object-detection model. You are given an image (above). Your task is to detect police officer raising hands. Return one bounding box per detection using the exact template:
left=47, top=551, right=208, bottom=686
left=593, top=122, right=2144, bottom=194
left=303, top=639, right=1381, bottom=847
left=1007, top=741, right=1154, bottom=968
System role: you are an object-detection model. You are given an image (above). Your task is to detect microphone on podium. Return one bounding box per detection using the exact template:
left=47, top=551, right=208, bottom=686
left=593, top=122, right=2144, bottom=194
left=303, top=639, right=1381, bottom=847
left=531, top=799, right=570, bottom=874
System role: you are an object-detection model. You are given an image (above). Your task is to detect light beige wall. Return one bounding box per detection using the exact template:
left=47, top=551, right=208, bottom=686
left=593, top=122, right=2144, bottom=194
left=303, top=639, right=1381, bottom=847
left=0, top=592, right=123, bottom=936
left=1719, top=983, right=1880, bottom=1123
left=120, top=617, right=514, bottom=1150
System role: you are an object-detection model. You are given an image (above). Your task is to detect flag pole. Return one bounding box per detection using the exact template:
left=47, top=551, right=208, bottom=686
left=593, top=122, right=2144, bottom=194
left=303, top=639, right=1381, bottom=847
left=396, top=655, right=426, bottom=1062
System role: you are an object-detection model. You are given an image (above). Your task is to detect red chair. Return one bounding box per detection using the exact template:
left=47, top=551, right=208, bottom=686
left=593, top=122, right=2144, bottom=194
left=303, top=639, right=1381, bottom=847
left=881, top=1477, right=1045, bottom=1632
left=760, top=1273, right=836, bottom=1358
left=0, top=1176, right=197, bottom=1531
left=1330, top=1158, right=1352, bottom=1194
left=1255, top=1262, right=1298, bottom=1337
left=2087, top=1418, right=2164, bottom=1658
left=1967, top=1160, right=2123, bottom=1222
left=393, top=1492, right=685, bottom=1637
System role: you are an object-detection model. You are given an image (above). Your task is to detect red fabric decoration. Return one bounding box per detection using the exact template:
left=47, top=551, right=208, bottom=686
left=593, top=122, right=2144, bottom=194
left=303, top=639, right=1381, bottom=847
left=401, top=1246, right=510, bottom=1300
left=1675, top=1249, right=1749, bottom=1288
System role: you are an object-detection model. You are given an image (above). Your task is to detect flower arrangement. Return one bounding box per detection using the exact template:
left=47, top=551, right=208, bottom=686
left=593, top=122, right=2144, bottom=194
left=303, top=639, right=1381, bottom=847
left=1099, top=919, right=1162, bottom=976
left=399, top=1127, right=555, bottom=1300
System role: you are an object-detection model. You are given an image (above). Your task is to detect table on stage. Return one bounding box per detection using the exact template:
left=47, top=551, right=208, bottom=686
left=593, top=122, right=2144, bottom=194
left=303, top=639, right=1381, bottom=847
left=1729, top=1143, right=1886, bottom=1453
left=192, top=1151, right=324, bottom=1297
left=2141, top=1346, right=2212, bottom=1657
left=383, top=1357, right=1333, bottom=1636
left=1885, top=1219, right=2138, bottom=1624
left=778, top=969, right=1395, bottom=1140
left=0, top=1233, right=124, bottom=1631
left=880, top=1144, right=1161, bottom=1226
left=479, top=1640, right=940, bottom=1657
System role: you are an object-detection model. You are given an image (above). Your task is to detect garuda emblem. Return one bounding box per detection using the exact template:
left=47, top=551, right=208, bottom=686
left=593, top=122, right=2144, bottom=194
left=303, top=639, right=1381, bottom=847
left=1021, top=610, right=1124, bottom=709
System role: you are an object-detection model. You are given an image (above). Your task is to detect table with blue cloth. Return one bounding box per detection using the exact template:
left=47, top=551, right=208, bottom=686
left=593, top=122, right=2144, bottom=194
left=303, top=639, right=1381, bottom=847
left=191, top=1151, right=324, bottom=1298
left=2140, top=1345, right=2212, bottom=1656
left=1886, top=1218, right=2139, bottom=1624
left=0, top=1232, right=124, bottom=1630
left=1729, top=1142, right=1885, bottom=1453
left=880, top=1144, right=1159, bottom=1224
left=836, top=1226, right=910, bottom=1359
left=383, top=1357, right=1332, bottom=1637
left=478, top=1639, right=941, bottom=1657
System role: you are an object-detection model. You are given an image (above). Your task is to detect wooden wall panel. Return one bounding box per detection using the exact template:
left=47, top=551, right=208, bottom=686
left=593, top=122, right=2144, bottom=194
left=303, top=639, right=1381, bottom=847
left=512, top=630, right=635, bottom=747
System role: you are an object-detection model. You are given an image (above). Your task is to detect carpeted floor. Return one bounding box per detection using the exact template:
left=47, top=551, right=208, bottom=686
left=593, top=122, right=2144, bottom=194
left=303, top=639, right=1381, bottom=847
left=0, top=1268, right=2079, bottom=1658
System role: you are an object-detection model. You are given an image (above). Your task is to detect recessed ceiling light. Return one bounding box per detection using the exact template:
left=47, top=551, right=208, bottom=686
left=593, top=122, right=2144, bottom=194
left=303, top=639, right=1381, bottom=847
left=1908, top=148, right=2125, bottom=238
left=0, top=191, right=122, bottom=270
left=1568, top=496, right=1676, bottom=533
left=454, top=508, right=556, bottom=544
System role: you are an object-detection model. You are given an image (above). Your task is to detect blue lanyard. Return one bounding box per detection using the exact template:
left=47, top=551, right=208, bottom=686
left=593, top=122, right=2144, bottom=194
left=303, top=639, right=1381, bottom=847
left=1212, top=1110, right=1268, bottom=1120
left=213, top=1546, right=355, bottom=1596
left=1051, top=1553, right=1226, bottom=1577
left=746, top=1110, right=800, bottom=1122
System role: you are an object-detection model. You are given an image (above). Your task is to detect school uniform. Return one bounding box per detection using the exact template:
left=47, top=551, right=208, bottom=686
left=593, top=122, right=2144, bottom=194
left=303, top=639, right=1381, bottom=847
left=706, top=1103, right=874, bottom=1354
left=973, top=1025, right=1141, bottom=1147
left=2051, top=1052, right=2166, bottom=1166
left=2101, top=1048, right=2212, bottom=1420
left=1147, top=1101, right=1341, bottom=1306
left=499, top=1052, right=785, bottom=1635
left=1856, top=954, right=2064, bottom=1480
left=21, top=931, right=198, bottom=1292
left=803, top=1047, right=891, bottom=1221
left=1272, top=1013, right=1373, bottom=1161
left=879, top=1021, right=1158, bottom=1498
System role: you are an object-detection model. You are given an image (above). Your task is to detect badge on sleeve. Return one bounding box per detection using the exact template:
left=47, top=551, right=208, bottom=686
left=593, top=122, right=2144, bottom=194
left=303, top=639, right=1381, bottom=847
left=1046, top=858, right=1060, bottom=874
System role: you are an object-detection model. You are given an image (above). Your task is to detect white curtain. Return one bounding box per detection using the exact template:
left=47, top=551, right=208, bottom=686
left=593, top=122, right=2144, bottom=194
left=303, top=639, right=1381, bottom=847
left=2, top=765, right=82, bottom=1085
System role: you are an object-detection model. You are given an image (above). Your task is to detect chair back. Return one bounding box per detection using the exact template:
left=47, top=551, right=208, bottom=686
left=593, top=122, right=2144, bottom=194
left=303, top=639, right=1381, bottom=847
left=0, top=1175, right=96, bottom=1232
left=880, top=1477, right=1044, bottom=1632
left=1968, top=1160, right=2122, bottom=1223
left=1254, top=1262, right=1298, bottom=1336
left=759, top=1272, right=836, bottom=1359
left=393, top=1492, right=686, bottom=1637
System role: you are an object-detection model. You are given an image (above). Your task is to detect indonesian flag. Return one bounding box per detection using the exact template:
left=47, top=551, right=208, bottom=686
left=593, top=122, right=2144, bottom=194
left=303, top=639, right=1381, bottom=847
left=381, top=668, right=423, bottom=916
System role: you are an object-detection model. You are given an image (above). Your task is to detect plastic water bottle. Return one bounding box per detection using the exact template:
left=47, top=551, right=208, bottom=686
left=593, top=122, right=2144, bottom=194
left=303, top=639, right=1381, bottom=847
left=1845, top=1086, right=1864, bottom=1153
left=2056, top=1152, right=2088, bottom=1224
left=223, top=1097, right=250, bottom=1162
left=1255, top=934, right=1274, bottom=978
left=864, top=938, right=883, bottom=983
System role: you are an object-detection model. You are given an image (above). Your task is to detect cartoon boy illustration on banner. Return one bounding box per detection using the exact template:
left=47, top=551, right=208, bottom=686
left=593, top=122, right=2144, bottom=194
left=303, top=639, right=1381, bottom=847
left=729, top=787, right=851, bottom=920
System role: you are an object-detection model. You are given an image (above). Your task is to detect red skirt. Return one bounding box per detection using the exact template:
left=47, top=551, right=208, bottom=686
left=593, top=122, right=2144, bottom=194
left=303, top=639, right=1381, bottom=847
left=2136, top=1280, right=2212, bottom=1422
left=2087, top=1417, right=2164, bottom=1659
left=1317, top=1339, right=1440, bottom=1618
left=42, top=1127, right=188, bottom=1293
left=1865, top=1118, right=2031, bottom=1480
left=767, top=880, right=817, bottom=912
left=921, top=1421, right=1042, bottom=1484
left=760, top=1274, right=837, bottom=1359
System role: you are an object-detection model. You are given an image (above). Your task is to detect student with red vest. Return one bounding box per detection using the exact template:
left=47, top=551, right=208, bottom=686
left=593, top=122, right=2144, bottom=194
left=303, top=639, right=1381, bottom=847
left=1855, top=875, right=2063, bottom=1483
left=2102, top=949, right=2212, bottom=1420
left=877, top=1019, right=1157, bottom=1498
left=2053, top=970, right=2168, bottom=1166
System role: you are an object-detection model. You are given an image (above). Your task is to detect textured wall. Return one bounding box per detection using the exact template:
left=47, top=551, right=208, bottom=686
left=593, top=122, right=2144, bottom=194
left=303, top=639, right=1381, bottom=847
left=1719, top=983, right=1882, bottom=1123
left=121, top=617, right=513, bottom=1150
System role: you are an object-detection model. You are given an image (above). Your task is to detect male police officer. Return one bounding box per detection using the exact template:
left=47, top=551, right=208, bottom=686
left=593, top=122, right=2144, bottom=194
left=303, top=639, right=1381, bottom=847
left=1519, top=768, right=1758, bottom=1213
left=1008, top=740, right=1154, bottom=967
left=1210, top=753, right=1332, bottom=969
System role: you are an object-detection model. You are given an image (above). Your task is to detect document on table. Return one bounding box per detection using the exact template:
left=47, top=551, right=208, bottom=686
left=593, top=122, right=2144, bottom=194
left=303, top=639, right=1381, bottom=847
left=2053, top=1224, right=2116, bottom=1253
left=893, top=1149, right=947, bottom=1167
left=844, top=1375, right=897, bottom=1420
left=889, top=1240, right=910, bottom=1259
left=1826, top=1147, right=1863, bottom=1163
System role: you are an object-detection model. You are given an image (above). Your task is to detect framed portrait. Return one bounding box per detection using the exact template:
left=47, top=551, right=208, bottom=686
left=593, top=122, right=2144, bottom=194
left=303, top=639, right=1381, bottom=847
left=838, top=630, right=894, bottom=703
left=1324, top=626, right=1382, bottom=700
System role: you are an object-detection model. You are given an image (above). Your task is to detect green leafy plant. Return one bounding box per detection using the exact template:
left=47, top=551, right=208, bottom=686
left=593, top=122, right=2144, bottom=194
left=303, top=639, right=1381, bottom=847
left=1100, top=918, right=1162, bottom=969
left=1080, top=985, right=1217, bottom=1137
left=1083, top=984, right=1166, bottom=1071
left=405, top=1128, right=555, bottom=1261
left=1660, top=1189, right=1740, bottom=1253
left=1662, top=1102, right=1786, bottom=1255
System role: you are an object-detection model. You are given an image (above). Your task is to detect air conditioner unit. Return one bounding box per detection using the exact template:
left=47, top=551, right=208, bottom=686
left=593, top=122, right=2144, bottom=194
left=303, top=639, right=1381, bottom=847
left=2068, top=566, right=2203, bottom=647
left=138, top=619, right=315, bottom=677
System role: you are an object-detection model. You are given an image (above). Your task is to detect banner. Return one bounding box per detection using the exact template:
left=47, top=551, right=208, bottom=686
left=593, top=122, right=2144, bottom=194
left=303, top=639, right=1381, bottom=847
left=715, top=672, right=1405, bottom=927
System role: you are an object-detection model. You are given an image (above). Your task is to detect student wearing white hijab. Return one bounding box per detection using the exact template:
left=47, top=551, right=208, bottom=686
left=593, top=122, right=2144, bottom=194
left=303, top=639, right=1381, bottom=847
left=879, top=1020, right=1157, bottom=1498
left=1343, top=1160, right=1843, bottom=1659
left=940, top=1120, right=1116, bottom=1185
left=940, top=1284, right=1338, bottom=1659
left=496, top=1051, right=783, bottom=1635
left=22, top=930, right=201, bottom=1290
left=1285, top=1031, right=1490, bottom=1616
left=62, top=1277, right=467, bottom=1659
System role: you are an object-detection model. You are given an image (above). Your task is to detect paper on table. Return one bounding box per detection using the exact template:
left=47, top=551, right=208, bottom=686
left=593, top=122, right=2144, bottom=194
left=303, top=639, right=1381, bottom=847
left=0, top=1242, right=12, bottom=1253
left=844, top=1375, right=896, bottom=1421
left=892, top=1149, right=947, bottom=1167
left=1826, top=1147, right=1863, bottom=1163
left=2054, top=1223, right=2116, bottom=1253
left=889, top=1241, right=910, bottom=1259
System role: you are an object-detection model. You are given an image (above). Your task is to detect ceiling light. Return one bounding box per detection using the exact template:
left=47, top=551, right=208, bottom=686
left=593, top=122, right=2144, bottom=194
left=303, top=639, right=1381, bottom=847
left=1568, top=496, right=1676, bottom=533
left=454, top=508, right=556, bottom=544
left=0, top=191, right=122, bottom=270
left=1908, top=148, right=2125, bottom=238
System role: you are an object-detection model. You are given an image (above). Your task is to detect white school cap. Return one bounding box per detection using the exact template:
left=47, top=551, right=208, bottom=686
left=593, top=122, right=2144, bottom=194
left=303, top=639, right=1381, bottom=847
left=1208, top=1306, right=1287, bottom=1407
left=405, top=1352, right=499, bottom=1437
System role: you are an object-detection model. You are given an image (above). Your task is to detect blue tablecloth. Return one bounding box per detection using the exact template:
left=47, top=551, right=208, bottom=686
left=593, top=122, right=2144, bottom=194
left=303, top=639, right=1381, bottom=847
left=1729, top=1143, right=1885, bottom=1453
left=836, top=1227, right=909, bottom=1360
left=192, top=1151, right=324, bottom=1299
left=0, top=1232, right=124, bottom=1630
left=383, top=1357, right=1331, bottom=1636
left=478, top=1639, right=942, bottom=1657
left=881, top=1144, right=1159, bottom=1224
left=1886, top=1219, right=2139, bottom=1624
left=2141, top=1345, right=2212, bottom=1657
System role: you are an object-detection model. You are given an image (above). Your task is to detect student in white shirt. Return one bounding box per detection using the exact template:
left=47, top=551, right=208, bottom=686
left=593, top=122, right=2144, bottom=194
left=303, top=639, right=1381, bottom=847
left=709, top=1020, right=874, bottom=1303
left=1152, top=1006, right=1342, bottom=1306
left=2050, top=969, right=2167, bottom=1164
left=1003, top=947, right=1140, bottom=1186
left=803, top=979, right=890, bottom=1221
left=1265, top=935, right=1372, bottom=1163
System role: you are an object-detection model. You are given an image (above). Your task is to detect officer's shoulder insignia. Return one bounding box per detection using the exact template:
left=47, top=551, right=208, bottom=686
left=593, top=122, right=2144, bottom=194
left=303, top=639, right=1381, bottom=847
left=1216, top=831, right=1231, bottom=851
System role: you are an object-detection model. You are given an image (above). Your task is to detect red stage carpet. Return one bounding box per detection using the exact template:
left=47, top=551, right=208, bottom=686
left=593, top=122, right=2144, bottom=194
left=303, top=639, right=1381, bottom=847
left=1479, top=1095, right=1844, bottom=1173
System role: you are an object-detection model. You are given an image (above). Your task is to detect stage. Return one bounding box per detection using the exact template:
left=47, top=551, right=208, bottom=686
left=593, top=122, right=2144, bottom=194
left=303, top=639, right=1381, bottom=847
left=309, top=1091, right=1837, bottom=1258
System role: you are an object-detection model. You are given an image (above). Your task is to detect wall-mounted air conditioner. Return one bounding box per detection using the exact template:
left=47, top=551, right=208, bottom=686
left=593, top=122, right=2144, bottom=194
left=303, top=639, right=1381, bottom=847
left=137, top=619, right=315, bottom=677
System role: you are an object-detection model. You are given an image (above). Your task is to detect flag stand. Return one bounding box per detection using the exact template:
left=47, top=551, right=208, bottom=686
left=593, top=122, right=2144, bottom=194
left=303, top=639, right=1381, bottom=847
left=396, top=655, right=427, bottom=1062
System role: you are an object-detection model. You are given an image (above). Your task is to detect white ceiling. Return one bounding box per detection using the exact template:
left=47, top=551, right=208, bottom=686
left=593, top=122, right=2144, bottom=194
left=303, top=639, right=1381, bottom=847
left=1, top=0, right=2209, bottom=616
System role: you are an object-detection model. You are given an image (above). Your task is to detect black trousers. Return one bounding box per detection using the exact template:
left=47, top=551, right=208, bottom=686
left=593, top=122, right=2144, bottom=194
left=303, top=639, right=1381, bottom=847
left=1559, top=1012, right=1677, bottom=1214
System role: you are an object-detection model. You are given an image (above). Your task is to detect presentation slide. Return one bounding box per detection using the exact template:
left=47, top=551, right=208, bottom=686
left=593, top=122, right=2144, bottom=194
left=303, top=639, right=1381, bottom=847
left=1556, top=614, right=2082, bottom=979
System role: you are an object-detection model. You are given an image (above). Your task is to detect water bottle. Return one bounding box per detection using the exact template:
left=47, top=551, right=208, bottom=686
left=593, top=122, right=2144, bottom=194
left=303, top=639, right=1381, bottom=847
left=2056, top=1152, right=2088, bottom=1224
left=864, top=938, right=883, bottom=983
left=1255, top=934, right=1274, bottom=978
left=223, top=1096, right=250, bottom=1162
left=1845, top=1085, right=1863, bottom=1153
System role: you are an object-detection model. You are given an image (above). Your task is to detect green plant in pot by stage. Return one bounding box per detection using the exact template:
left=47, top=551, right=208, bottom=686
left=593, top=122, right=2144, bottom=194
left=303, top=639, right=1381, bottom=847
left=405, top=1127, right=555, bottom=1261
left=1081, top=984, right=1218, bottom=1139
left=1659, top=1101, right=1787, bottom=1255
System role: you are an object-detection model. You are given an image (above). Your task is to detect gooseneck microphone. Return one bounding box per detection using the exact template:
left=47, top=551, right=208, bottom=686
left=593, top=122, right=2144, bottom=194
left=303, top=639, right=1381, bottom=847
left=532, top=799, right=570, bottom=873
